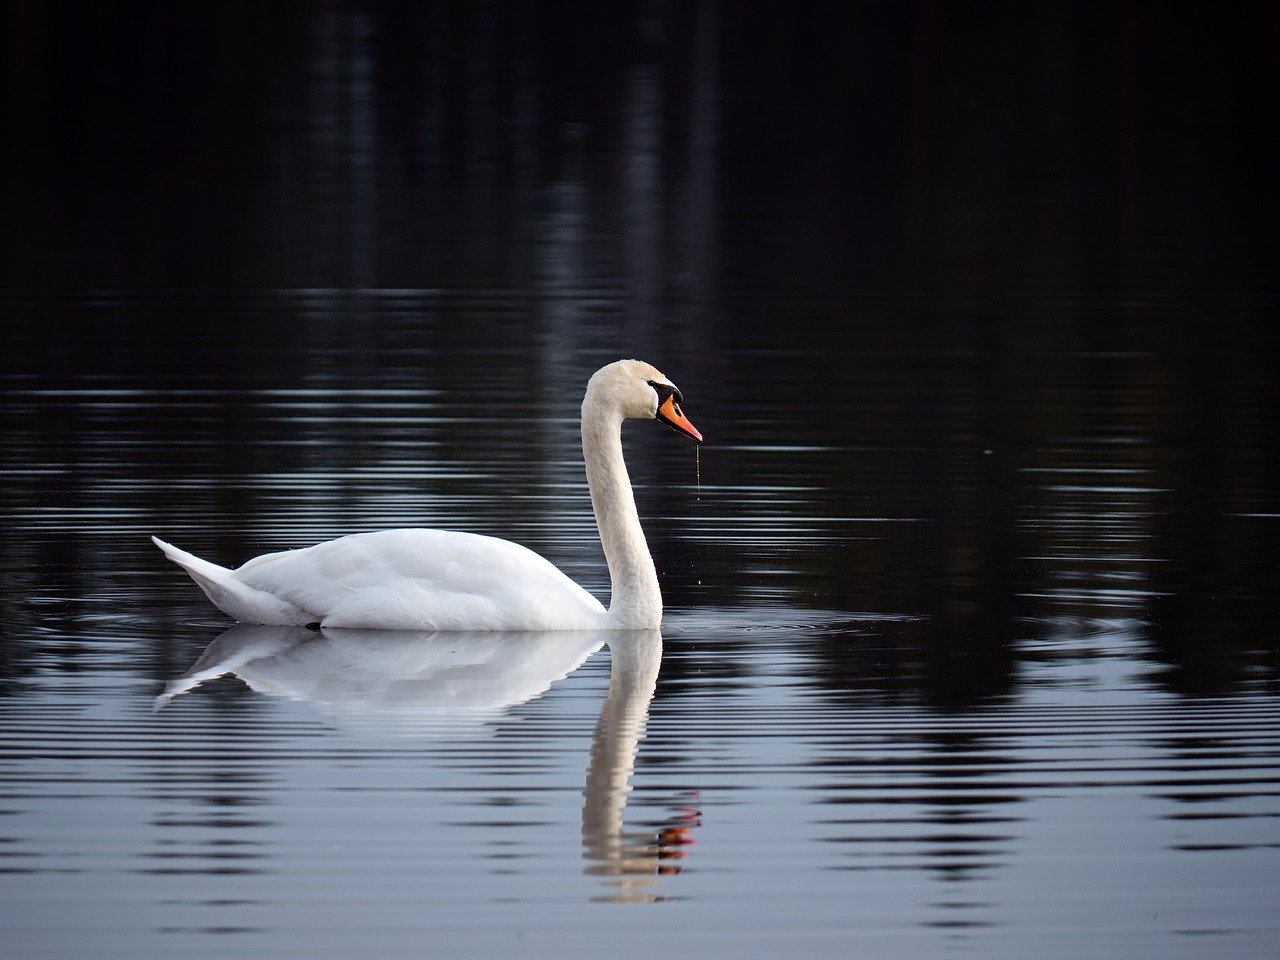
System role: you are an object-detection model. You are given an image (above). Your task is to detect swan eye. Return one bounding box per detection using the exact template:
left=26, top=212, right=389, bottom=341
left=647, top=380, right=683, bottom=407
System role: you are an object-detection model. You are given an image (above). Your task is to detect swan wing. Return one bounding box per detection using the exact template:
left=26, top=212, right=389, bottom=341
left=232, top=529, right=606, bottom=630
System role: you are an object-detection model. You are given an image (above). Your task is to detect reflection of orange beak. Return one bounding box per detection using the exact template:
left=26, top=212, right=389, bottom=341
left=658, top=826, right=696, bottom=845
left=657, top=394, right=703, bottom=444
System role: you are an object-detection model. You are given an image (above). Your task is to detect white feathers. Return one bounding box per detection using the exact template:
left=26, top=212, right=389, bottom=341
left=152, top=536, right=314, bottom=625
left=156, top=530, right=605, bottom=630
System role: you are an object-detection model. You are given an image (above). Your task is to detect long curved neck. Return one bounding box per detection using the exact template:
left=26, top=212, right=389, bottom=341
left=582, top=398, right=661, bottom=628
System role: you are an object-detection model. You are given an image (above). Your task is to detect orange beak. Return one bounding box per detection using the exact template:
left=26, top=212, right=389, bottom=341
left=657, top=393, right=703, bottom=444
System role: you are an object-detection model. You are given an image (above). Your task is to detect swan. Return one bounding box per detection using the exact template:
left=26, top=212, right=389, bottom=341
left=152, top=359, right=702, bottom=630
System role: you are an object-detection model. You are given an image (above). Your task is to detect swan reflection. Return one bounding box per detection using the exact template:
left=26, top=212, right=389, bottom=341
left=156, top=625, right=604, bottom=734
left=582, top=629, right=700, bottom=902
left=158, top=625, right=696, bottom=897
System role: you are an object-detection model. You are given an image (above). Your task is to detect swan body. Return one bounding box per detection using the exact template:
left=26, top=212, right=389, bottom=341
left=152, top=530, right=607, bottom=630
left=154, top=359, right=701, bottom=630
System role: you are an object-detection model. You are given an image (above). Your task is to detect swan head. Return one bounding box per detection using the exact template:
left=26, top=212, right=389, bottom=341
left=585, top=360, right=703, bottom=443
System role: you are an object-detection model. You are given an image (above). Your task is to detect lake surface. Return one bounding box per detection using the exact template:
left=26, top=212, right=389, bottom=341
left=2, top=4, right=1279, bottom=958
left=3, top=298, right=1278, bottom=959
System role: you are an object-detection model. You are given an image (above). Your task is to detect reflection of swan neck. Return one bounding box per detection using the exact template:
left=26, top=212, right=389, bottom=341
left=581, top=632, right=663, bottom=897
left=582, top=391, right=660, bottom=628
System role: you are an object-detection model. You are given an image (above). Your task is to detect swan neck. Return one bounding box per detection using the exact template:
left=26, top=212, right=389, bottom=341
left=582, top=401, right=661, bottom=628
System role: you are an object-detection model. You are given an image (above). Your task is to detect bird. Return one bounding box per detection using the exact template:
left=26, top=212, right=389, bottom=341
left=152, top=359, right=702, bottom=630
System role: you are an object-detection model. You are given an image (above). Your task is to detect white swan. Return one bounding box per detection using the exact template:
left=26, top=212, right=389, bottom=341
left=152, top=359, right=702, bottom=630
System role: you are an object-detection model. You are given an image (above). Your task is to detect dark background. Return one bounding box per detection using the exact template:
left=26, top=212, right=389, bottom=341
left=2, top=1, right=1278, bottom=702
left=5, top=0, right=1278, bottom=297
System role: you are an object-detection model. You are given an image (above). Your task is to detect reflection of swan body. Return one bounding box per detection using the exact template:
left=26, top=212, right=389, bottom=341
left=152, top=360, right=701, bottom=630
left=159, top=627, right=692, bottom=895
left=156, top=624, right=605, bottom=731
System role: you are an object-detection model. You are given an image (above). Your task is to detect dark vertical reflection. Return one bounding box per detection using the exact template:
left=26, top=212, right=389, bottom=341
left=1145, top=313, right=1280, bottom=695
left=673, top=0, right=718, bottom=305
left=908, top=730, right=1021, bottom=894
left=621, top=4, right=664, bottom=332
left=299, top=9, right=378, bottom=286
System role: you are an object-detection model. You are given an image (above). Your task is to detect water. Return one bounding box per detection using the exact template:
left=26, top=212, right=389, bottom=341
left=3, top=4, right=1280, bottom=958
left=3, top=300, right=1277, bottom=958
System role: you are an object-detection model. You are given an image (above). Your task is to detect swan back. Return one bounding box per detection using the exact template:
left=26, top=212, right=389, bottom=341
left=236, top=529, right=607, bottom=630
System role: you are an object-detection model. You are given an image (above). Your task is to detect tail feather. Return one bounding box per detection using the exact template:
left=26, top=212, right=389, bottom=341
left=151, top=536, right=314, bottom=625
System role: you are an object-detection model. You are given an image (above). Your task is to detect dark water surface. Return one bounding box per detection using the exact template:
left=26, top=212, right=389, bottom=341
left=3, top=300, right=1278, bottom=959
left=3, top=3, right=1280, bottom=958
